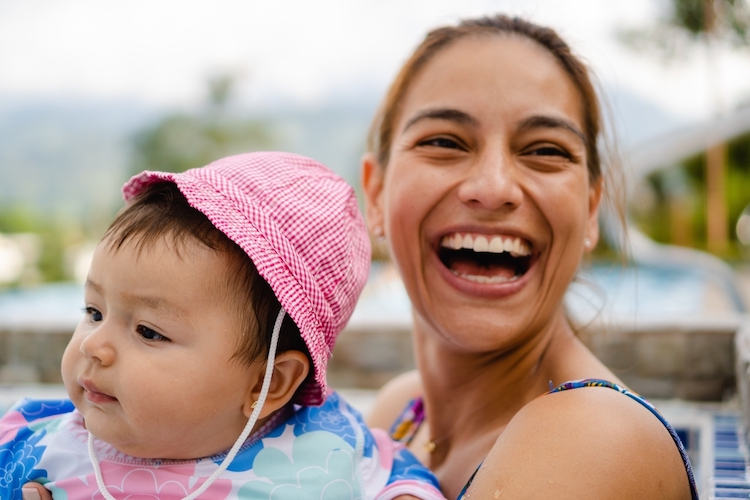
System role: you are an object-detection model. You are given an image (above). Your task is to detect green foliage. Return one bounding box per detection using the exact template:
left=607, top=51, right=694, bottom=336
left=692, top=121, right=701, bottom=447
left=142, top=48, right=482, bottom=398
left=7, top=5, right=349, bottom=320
left=670, top=0, right=750, bottom=42
left=130, top=74, right=275, bottom=175
left=633, top=132, right=750, bottom=256
left=0, top=205, right=75, bottom=283
left=0, top=75, right=277, bottom=285
left=672, top=0, right=710, bottom=35
left=618, top=0, right=750, bottom=56
left=0, top=206, right=38, bottom=233
left=131, top=114, right=273, bottom=175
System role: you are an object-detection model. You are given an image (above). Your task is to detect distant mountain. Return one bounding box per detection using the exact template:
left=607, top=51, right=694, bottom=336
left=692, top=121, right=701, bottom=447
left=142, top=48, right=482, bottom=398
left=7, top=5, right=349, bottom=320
left=0, top=87, right=685, bottom=219
left=266, top=99, right=379, bottom=188
left=604, top=86, right=688, bottom=151
left=0, top=97, right=155, bottom=216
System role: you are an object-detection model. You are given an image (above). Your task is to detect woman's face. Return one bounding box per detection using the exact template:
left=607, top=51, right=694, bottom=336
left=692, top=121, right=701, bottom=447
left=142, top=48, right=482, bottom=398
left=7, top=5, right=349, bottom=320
left=363, top=35, right=602, bottom=351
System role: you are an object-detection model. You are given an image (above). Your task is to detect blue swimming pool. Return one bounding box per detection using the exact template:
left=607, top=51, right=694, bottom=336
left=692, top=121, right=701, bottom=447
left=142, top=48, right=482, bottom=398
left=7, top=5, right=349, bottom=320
left=0, top=262, right=736, bottom=333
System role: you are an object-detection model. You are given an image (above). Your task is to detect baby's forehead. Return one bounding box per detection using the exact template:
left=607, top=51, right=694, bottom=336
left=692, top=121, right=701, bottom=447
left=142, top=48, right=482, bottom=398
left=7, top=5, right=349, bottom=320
left=97, top=230, right=249, bottom=309
left=105, top=229, right=203, bottom=256
left=100, top=230, right=241, bottom=285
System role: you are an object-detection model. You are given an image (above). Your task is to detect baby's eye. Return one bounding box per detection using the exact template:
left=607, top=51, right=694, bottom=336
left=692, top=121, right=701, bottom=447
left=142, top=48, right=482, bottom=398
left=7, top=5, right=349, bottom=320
left=418, top=137, right=465, bottom=150
left=136, top=325, right=170, bottom=342
left=528, top=146, right=573, bottom=159
left=83, top=307, right=103, bottom=322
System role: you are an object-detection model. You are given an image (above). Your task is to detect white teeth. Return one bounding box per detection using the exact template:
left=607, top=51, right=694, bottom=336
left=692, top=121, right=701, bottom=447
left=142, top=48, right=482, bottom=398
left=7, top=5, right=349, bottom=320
left=489, top=237, right=504, bottom=252
left=512, top=239, right=522, bottom=256
left=473, top=236, right=489, bottom=252
left=512, top=240, right=530, bottom=257
left=452, top=234, right=463, bottom=249
left=452, top=270, right=518, bottom=284
left=440, top=233, right=531, bottom=256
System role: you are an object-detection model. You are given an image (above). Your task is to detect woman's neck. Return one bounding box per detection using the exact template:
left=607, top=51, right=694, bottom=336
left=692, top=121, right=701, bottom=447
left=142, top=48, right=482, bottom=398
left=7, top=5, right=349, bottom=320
left=412, top=307, right=587, bottom=465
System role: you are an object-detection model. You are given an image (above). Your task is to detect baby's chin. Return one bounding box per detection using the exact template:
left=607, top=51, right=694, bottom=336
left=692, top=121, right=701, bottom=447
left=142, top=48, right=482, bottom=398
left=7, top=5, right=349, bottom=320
left=94, top=430, right=236, bottom=461
left=81, top=407, right=249, bottom=460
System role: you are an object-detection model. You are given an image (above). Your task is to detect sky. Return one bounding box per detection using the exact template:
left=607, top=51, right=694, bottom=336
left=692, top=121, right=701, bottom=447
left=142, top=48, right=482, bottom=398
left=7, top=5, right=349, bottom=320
left=1, top=0, right=749, bottom=123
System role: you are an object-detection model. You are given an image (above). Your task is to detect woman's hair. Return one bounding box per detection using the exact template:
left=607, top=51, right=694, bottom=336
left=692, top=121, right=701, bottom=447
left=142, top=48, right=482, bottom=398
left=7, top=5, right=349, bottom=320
left=367, top=14, right=603, bottom=184
left=103, top=181, right=314, bottom=375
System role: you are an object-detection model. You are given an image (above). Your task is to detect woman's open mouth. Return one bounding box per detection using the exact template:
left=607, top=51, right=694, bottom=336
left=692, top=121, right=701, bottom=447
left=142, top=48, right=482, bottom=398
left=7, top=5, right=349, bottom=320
left=437, top=233, right=533, bottom=284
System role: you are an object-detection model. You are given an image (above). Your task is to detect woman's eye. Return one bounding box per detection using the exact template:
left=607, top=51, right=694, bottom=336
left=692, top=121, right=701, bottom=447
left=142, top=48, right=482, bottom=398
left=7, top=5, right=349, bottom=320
left=83, top=307, right=103, bottom=322
left=136, top=325, right=169, bottom=342
left=528, top=146, right=572, bottom=159
left=418, top=137, right=464, bottom=150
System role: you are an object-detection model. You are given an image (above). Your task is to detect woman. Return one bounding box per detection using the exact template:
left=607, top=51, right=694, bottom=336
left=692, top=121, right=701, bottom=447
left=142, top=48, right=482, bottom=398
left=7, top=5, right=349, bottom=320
left=362, top=15, right=697, bottom=500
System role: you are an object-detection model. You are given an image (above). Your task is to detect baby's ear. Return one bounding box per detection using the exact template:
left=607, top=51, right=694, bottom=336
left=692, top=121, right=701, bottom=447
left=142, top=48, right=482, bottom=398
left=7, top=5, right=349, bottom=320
left=243, top=350, right=310, bottom=418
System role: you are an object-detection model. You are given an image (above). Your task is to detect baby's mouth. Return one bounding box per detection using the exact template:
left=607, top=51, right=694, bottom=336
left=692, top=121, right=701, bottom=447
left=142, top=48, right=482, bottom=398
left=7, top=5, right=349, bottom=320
left=81, top=379, right=118, bottom=403
left=437, top=233, right=533, bottom=284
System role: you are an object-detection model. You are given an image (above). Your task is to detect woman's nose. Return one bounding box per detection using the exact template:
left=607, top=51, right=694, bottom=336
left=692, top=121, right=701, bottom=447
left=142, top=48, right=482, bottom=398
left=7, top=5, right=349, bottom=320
left=457, top=150, right=523, bottom=210
left=79, top=324, right=116, bottom=366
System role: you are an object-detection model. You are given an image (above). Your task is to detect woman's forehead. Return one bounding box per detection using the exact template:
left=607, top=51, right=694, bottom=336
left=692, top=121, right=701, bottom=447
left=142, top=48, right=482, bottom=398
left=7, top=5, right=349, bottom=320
left=397, top=35, right=584, bottom=131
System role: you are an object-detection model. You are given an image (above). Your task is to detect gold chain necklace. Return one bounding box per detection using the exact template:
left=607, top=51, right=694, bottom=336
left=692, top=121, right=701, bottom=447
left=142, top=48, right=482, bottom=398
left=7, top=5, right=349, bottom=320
left=424, top=426, right=455, bottom=453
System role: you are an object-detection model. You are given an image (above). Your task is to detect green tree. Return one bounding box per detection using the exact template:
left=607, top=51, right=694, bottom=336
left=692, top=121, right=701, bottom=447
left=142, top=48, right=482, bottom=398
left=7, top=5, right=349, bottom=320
left=0, top=206, right=75, bottom=283
left=130, top=74, right=275, bottom=175
left=620, top=0, right=750, bottom=255
left=634, top=132, right=750, bottom=258
left=620, top=0, right=750, bottom=55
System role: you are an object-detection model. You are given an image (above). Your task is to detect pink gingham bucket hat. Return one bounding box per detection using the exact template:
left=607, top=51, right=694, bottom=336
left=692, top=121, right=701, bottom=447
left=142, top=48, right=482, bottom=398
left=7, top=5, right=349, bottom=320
left=122, top=152, right=371, bottom=405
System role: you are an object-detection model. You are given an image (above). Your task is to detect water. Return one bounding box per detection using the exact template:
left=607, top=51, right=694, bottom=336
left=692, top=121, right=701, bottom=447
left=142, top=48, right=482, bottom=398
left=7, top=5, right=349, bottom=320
left=348, top=262, right=720, bottom=329
left=0, top=262, right=733, bottom=332
left=0, top=282, right=83, bottom=330
left=566, top=263, right=713, bottom=324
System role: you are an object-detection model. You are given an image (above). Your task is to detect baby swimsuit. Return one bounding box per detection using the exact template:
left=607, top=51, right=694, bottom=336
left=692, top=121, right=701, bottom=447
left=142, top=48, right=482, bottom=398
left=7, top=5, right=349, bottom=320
left=1, top=391, right=445, bottom=499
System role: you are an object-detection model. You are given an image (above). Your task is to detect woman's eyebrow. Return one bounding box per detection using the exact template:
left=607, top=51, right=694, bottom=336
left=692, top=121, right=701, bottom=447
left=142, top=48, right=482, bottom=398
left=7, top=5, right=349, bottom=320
left=518, top=115, right=587, bottom=144
left=403, top=108, right=478, bottom=132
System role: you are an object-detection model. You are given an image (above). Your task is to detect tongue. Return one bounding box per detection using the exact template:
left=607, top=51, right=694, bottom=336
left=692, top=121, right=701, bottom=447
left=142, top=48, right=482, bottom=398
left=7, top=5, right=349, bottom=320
left=450, top=260, right=516, bottom=280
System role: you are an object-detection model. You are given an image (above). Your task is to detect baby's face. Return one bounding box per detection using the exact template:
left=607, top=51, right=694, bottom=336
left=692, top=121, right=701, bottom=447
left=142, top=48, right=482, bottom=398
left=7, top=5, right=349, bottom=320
left=61, top=235, right=260, bottom=459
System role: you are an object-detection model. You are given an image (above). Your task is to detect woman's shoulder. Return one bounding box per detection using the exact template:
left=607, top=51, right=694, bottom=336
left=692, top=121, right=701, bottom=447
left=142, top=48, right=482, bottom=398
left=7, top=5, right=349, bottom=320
left=468, top=384, right=693, bottom=499
left=366, top=370, right=423, bottom=430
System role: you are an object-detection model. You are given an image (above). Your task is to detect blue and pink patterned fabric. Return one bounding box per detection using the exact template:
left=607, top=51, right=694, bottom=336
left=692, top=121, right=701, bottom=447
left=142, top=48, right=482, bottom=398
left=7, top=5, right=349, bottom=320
left=1, top=391, right=445, bottom=500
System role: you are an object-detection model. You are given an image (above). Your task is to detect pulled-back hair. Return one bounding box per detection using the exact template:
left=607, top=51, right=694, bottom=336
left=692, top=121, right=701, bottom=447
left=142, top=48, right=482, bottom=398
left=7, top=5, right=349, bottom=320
left=368, top=14, right=603, bottom=183
left=103, top=181, right=313, bottom=375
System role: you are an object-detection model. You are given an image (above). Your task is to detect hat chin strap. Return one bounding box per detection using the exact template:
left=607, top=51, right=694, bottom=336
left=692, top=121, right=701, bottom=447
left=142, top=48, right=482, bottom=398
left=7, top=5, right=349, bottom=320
left=88, top=307, right=286, bottom=500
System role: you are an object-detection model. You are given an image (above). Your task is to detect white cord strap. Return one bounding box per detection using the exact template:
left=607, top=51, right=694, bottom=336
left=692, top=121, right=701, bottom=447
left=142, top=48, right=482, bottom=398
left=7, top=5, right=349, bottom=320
left=88, top=306, right=286, bottom=500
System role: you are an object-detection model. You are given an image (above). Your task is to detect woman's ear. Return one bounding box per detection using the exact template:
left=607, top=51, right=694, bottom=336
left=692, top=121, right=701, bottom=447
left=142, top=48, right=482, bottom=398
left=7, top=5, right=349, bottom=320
left=585, top=177, right=604, bottom=250
left=243, top=350, right=310, bottom=418
left=361, top=152, right=386, bottom=237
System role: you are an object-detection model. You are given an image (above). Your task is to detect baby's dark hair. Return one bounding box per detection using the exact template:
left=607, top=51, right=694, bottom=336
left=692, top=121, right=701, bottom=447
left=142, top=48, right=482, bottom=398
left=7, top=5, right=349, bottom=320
left=103, top=181, right=314, bottom=378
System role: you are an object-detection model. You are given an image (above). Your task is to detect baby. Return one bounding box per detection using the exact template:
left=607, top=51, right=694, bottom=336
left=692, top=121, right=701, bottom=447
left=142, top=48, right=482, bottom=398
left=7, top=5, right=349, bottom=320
left=0, top=152, right=444, bottom=500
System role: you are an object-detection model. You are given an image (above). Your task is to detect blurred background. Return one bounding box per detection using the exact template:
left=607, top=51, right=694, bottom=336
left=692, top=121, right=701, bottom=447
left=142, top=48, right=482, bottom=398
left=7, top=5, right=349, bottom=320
left=2, top=0, right=750, bottom=278
left=1, top=0, right=750, bottom=390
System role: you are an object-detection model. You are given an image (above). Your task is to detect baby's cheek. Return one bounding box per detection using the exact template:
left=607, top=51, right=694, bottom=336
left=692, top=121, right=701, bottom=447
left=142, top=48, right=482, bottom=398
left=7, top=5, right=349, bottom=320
left=60, top=340, right=81, bottom=394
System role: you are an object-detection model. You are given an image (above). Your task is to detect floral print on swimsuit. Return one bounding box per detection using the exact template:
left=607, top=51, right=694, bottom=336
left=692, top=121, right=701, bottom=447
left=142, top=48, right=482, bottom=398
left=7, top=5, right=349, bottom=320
left=1, top=391, right=445, bottom=500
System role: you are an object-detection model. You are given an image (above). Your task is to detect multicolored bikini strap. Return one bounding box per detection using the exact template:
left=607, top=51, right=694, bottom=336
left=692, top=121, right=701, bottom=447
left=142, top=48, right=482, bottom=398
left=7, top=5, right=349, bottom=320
left=549, top=379, right=699, bottom=500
